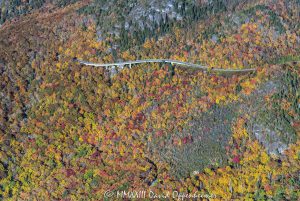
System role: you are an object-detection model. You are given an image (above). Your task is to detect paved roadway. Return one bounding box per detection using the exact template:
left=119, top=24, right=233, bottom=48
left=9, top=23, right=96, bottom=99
left=75, top=58, right=256, bottom=73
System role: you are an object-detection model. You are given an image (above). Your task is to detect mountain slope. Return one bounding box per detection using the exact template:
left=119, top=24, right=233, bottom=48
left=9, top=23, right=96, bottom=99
left=0, top=0, right=299, bottom=200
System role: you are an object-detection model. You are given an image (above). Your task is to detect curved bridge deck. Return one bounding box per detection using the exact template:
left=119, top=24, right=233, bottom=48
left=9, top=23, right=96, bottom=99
left=75, top=58, right=256, bottom=73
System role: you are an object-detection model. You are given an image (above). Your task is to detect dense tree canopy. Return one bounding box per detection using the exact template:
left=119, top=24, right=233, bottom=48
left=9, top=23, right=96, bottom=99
left=0, top=0, right=299, bottom=200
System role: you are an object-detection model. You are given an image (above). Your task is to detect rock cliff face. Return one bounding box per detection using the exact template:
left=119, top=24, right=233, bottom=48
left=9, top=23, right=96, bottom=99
left=252, top=124, right=288, bottom=155
left=78, top=0, right=184, bottom=36
left=122, top=0, right=182, bottom=29
left=244, top=68, right=299, bottom=157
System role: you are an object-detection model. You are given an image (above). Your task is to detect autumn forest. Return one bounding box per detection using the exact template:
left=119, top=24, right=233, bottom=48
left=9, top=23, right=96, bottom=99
left=0, top=0, right=299, bottom=200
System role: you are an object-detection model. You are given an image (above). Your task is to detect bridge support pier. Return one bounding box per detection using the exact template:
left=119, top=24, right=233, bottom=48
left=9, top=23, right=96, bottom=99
left=109, top=66, right=118, bottom=78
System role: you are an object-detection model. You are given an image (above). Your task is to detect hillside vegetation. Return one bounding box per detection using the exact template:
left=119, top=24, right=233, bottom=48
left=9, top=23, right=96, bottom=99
left=0, top=0, right=299, bottom=200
